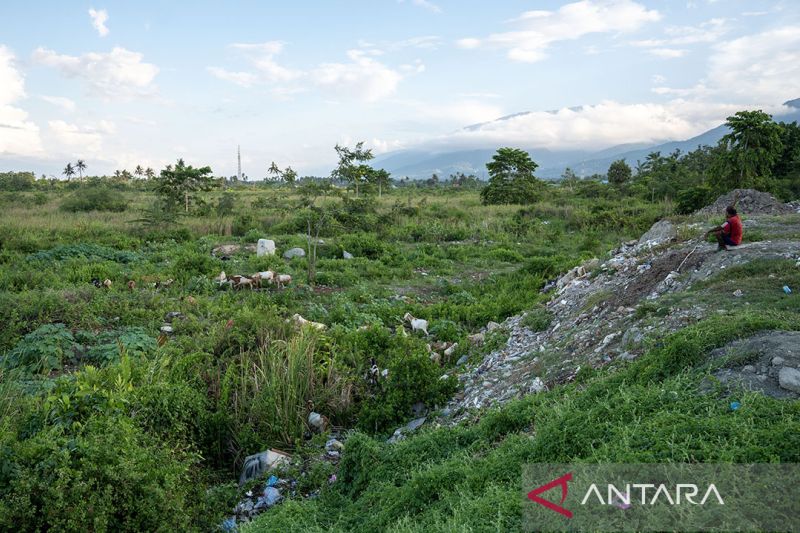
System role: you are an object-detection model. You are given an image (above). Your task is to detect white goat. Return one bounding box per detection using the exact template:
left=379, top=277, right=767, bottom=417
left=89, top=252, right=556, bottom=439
left=275, top=274, right=292, bottom=288
left=403, top=312, right=429, bottom=336
left=292, top=313, right=326, bottom=330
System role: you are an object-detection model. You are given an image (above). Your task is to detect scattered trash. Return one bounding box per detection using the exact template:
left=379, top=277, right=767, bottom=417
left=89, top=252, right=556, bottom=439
left=266, top=475, right=279, bottom=488
left=221, top=517, right=237, bottom=532
left=308, top=412, right=326, bottom=432
left=783, top=285, right=792, bottom=294
left=730, top=401, right=741, bottom=411
left=239, top=449, right=291, bottom=485
left=733, top=289, right=744, bottom=297
left=328, top=474, right=337, bottom=484
left=258, top=486, right=282, bottom=508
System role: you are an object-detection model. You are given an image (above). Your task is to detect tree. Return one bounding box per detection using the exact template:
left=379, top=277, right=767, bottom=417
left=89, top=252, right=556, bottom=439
left=480, top=147, right=542, bottom=205
left=145, top=167, right=155, bottom=180
left=370, top=168, right=391, bottom=197
left=607, top=159, right=632, bottom=186
left=332, top=142, right=374, bottom=198
left=561, top=167, right=579, bottom=191
left=75, top=160, right=86, bottom=180
left=154, top=158, right=215, bottom=213
left=134, top=165, right=144, bottom=179
left=713, top=110, right=783, bottom=190
left=62, top=163, right=75, bottom=181
left=267, top=161, right=281, bottom=182
left=282, top=166, right=297, bottom=187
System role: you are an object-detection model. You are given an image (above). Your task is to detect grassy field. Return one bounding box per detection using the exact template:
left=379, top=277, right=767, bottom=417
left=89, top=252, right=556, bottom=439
left=4, top=181, right=796, bottom=531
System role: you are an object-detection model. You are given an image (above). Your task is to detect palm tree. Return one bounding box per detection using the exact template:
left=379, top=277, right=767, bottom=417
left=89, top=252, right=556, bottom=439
left=145, top=167, right=155, bottom=180
left=75, top=160, right=86, bottom=180
left=114, top=170, right=122, bottom=179
left=267, top=161, right=281, bottom=182
left=63, top=163, right=75, bottom=181
left=134, top=165, right=144, bottom=179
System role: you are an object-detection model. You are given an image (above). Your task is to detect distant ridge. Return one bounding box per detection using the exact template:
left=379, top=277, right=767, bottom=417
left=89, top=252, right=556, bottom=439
left=374, top=99, right=800, bottom=180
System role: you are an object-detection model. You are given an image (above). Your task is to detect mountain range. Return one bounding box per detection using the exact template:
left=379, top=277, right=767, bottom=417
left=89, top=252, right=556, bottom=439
left=373, top=98, right=800, bottom=181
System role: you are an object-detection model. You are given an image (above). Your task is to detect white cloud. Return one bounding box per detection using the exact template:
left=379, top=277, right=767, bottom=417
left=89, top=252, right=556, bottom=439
left=632, top=18, right=728, bottom=49
left=40, top=95, right=76, bottom=112
left=426, top=100, right=743, bottom=151
left=0, top=45, right=43, bottom=156
left=88, top=8, right=109, bottom=37
left=651, top=74, right=666, bottom=84
left=207, top=67, right=258, bottom=88
left=33, top=47, right=158, bottom=99
left=648, top=48, right=688, bottom=58
left=312, top=50, right=403, bottom=102
left=398, top=0, right=442, bottom=13
left=653, top=25, right=800, bottom=104
left=707, top=26, right=800, bottom=103
left=229, top=41, right=302, bottom=83
left=48, top=119, right=116, bottom=154
left=210, top=43, right=408, bottom=102
left=458, top=0, right=660, bottom=62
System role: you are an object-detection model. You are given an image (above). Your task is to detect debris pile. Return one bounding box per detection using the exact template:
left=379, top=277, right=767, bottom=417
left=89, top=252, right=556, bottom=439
left=694, top=188, right=794, bottom=216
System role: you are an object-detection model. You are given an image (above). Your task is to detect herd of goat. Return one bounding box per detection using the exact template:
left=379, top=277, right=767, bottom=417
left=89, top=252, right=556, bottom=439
left=92, top=270, right=468, bottom=365
left=214, top=270, right=292, bottom=290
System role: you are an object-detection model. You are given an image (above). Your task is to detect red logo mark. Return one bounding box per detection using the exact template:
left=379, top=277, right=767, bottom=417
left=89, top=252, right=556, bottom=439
left=527, top=472, right=573, bottom=518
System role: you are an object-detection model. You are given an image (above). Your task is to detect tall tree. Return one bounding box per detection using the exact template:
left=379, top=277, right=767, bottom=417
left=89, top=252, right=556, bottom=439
left=267, top=161, right=281, bottom=182
left=371, top=168, right=391, bottom=197
left=154, top=158, right=215, bottom=213
left=714, top=110, right=783, bottom=190
left=282, top=166, right=297, bottom=187
left=480, top=147, right=542, bottom=205
left=63, top=163, right=75, bottom=181
left=332, top=142, right=374, bottom=198
left=134, top=165, right=144, bottom=179
left=75, top=160, right=86, bottom=180
left=145, top=167, right=155, bottom=180
left=607, top=159, right=632, bottom=186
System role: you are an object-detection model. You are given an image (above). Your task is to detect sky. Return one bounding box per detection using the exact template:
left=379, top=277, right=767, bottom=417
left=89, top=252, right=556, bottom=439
left=1, top=0, right=799, bottom=178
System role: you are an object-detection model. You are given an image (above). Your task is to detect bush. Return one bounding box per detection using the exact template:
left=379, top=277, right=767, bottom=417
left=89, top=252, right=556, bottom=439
left=521, top=306, right=552, bottom=332
left=1, top=323, right=75, bottom=374
left=676, top=185, right=713, bottom=214
left=60, top=187, right=127, bottom=212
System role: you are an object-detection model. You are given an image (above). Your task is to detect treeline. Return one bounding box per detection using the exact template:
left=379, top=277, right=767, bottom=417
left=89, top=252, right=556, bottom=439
left=570, top=110, right=800, bottom=212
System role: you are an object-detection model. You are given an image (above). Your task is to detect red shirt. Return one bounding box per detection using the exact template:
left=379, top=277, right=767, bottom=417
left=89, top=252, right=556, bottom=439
left=722, top=215, right=743, bottom=245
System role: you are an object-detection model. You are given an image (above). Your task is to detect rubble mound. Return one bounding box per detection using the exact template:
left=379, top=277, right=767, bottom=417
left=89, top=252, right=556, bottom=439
left=704, top=331, right=800, bottom=399
left=694, top=189, right=793, bottom=216
left=440, top=212, right=800, bottom=424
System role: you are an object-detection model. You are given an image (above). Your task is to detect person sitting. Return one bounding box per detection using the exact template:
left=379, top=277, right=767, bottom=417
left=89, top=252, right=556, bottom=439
left=705, top=205, right=742, bottom=251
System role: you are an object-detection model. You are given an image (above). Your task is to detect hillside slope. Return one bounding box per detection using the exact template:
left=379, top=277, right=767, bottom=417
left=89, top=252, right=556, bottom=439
left=245, top=191, right=800, bottom=532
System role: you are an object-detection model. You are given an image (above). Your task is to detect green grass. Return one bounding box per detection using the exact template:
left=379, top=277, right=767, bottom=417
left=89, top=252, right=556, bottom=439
left=7, top=182, right=795, bottom=531
left=246, top=311, right=800, bottom=532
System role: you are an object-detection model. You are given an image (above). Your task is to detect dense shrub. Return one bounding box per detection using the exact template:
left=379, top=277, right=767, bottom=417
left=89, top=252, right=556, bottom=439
left=60, top=187, right=127, bottom=212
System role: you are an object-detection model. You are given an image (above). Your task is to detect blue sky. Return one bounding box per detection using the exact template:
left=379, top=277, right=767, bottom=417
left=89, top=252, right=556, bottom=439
left=1, top=0, right=798, bottom=178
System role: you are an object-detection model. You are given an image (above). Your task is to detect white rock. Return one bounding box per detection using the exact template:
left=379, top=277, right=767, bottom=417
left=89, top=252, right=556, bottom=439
left=772, top=356, right=785, bottom=366
left=778, top=367, right=800, bottom=393
left=257, top=239, right=276, bottom=256
left=283, top=247, right=306, bottom=259
left=530, top=377, right=545, bottom=393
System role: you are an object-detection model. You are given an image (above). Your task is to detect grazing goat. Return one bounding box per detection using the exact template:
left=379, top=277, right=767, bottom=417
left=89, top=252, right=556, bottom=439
left=127, top=280, right=136, bottom=291
left=102, top=279, right=112, bottom=289
left=403, top=312, right=429, bottom=335
left=291, top=313, right=326, bottom=330
left=275, top=274, right=292, bottom=288
left=214, top=271, right=227, bottom=284
left=231, top=275, right=254, bottom=290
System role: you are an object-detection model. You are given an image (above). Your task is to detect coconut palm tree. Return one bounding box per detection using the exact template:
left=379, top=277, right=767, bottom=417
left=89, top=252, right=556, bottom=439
left=134, top=165, right=144, bottom=179
left=267, top=161, right=281, bottom=182
left=145, top=167, right=155, bottom=179
left=75, top=160, right=86, bottom=180
left=63, top=163, right=75, bottom=181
